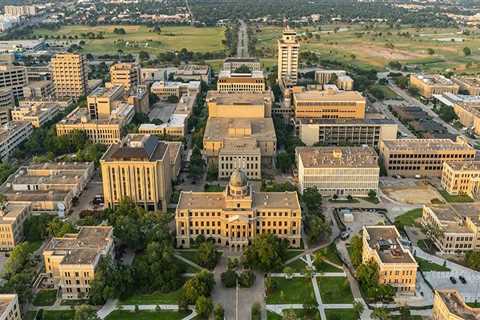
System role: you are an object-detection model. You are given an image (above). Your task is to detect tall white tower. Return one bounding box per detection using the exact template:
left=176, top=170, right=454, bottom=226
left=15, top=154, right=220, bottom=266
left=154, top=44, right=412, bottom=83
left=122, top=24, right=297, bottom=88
left=277, top=26, right=300, bottom=85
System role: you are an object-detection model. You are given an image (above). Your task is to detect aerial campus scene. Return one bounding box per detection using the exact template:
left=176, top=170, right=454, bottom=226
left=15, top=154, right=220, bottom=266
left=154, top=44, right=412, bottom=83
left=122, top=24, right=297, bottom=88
left=2, top=0, right=480, bottom=319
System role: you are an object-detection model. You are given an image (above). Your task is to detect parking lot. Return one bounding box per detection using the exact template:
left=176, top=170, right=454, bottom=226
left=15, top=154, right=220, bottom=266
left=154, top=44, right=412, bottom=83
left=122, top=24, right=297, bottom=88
left=338, top=208, right=386, bottom=236
left=69, top=170, right=103, bottom=223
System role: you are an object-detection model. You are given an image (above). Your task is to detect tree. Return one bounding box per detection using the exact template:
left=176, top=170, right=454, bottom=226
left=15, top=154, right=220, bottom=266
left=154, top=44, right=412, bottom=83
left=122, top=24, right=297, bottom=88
left=463, top=47, right=472, bottom=56
left=368, top=190, right=377, bottom=200
left=306, top=215, right=331, bottom=244
left=3, top=243, right=31, bottom=277
left=427, top=48, right=435, bottom=55
left=251, top=302, right=261, bottom=319
left=195, top=295, right=213, bottom=318
left=353, top=301, right=364, bottom=319
left=283, top=309, right=297, bottom=320
left=189, top=147, right=205, bottom=179
left=179, top=271, right=215, bottom=305
left=398, top=307, right=411, bottom=320
left=23, top=215, right=54, bottom=241
left=243, top=233, right=288, bottom=271
left=221, top=269, right=237, bottom=288
left=238, top=270, right=255, bottom=288
left=349, top=235, right=363, bottom=268
left=74, top=305, right=99, bottom=320
left=206, top=163, right=218, bottom=181
left=465, top=251, right=480, bottom=271
left=196, top=241, right=221, bottom=269
left=372, top=307, right=390, bottom=320
left=46, top=218, right=76, bottom=237
left=276, top=151, right=293, bottom=173
left=302, top=187, right=322, bottom=213
left=283, top=266, right=294, bottom=279
left=214, top=304, right=224, bottom=320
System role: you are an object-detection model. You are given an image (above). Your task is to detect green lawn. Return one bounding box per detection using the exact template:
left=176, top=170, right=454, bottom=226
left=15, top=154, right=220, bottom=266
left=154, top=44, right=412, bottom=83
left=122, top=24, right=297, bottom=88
left=317, top=277, right=354, bottom=304
left=25, top=311, right=37, bottom=320
left=31, top=25, right=226, bottom=55
left=394, top=208, right=422, bottom=230
left=369, top=85, right=401, bottom=100
left=42, top=310, right=76, bottom=320
left=266, top=277, right=315, bottom=304
left=285, top=258, right=307, bottom=272
left=175, top=256, right=201, bottom=273
left=32, top=289, right=57, bottom=306
left=415, top=256, right=450, bottom=272
left=439, top=189, right=474, bottom=203
left=176, top=250, right=203, bottom=268
left=314, top=260, right=343, bottom=273
left=120, top=287, right=183, bottom=305
left=204, top=184, right=224, bottom=192
left=325, top=309, right=356, bottom=320
left=285, top=250, right=304, bottom=261
left=315, top=244, right=343, bottom=266
left=282, top=309, right=321, bottom=319
left=267, top=311, right=283, bottom=320
left=468, top=302, right=480, bottom=308
left=105, top=310, right=190, bottom=320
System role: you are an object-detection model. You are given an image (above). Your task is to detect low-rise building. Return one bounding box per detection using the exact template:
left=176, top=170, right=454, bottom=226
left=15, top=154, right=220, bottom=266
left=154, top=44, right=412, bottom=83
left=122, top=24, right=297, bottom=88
left=296, top=146, right=379, bottom=197
left=297, top=118, right=398, bottom=147
left=362, top=225, right=417, bottom=294
left=0, top=203, right=30, bottom=251
left=175, top=64, right=210, bottom=84
left=217, top=70, right=265, bottom=93
left=315, top=69, right=347, bottom=85
left=43, top=226, right=114, bottom=300
left=175, top=170, right=302, bottom=249
left=436, top=93, right=480, bottom=136
left=222, top=57, right=262, bottom=72
left=336, top=75, right=354, bottom=91
left=0, top=121, right=32, bottom=161
left=150, top=81, right=200, bottom=99
left=0, top=88, right=13, bottom=126
left=410, top=74, right=459, bottom=99
left=0, top=294, right=22, bottom=320
left=138, top=115, right=187, bottom=139
left=433, top=289, right=480, bottom=320
left=452, top=76, right=480, bottom=96
left=442, top=161, right=480, bottom=199
left=293, top=88, right=366, bottom=120
left=22, top=80, right=55, bottom=99
left=379, top=137, right=476, bottom=177
left=100, top=134, right=172, bottom=212
left=206, top=91, right=273, bottom=119
left=11, top=102, right=59, bottom=128
left=139, top=67, right=176, bottom=85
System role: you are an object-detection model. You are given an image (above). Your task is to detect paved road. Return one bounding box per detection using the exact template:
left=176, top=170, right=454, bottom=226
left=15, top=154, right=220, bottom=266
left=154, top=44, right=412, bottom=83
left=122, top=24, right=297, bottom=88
left=237, top=20, right=249, bottom=58
left=372, top=100, right=416, bottom=138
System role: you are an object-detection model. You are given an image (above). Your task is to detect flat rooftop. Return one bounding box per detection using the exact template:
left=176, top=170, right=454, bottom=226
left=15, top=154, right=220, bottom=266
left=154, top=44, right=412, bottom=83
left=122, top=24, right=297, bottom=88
left=297, top=118, right=396, bottom=126
left=102, top=134, right=168, bottom=162
left=224, top=57, right=259, bottom=63
left=88, top=85, right=123, bottom=98
left=206, top=91, right=272, bottom=105
left=0, top=121, right=30, bottom=142
left=27, top=162, right=92, bottom=172
left=176, top=64, right=209, bottom=75
left=204, top=117, right=276, bottom=142
left=438, top=290, right=480, bottom=320
left=218, top=70, right=264, bottom=79
left=446, top=160, right=480, bottom=171
left=151, top=81, right=201, bottom=90
left=381, top=139, right=474, bottom=152
left=297, top=146, right=379, bottom=168
left=0, top=203, right=29, bottom=224
left=59, top=105, right=133, bottom=125
left=413, top=74, right=456, bottom=86
left=453, top=76, right=480, bottom=88
left=365, top=226, right=416, bottom=264
left=293, top=90, right=365, bottom=102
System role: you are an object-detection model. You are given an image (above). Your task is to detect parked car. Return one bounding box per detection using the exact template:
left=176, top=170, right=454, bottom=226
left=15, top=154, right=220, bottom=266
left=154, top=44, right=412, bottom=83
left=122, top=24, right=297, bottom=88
left=449, top=276, right=457, bottom=284
left=459, top=276, right=467, bottom=284
left=340, top=231, right=350, bottom=240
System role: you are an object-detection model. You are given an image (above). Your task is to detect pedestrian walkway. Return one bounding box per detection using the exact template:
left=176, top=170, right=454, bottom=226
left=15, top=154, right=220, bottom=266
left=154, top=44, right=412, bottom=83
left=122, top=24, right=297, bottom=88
left=174, top=253, right=205, bottom=271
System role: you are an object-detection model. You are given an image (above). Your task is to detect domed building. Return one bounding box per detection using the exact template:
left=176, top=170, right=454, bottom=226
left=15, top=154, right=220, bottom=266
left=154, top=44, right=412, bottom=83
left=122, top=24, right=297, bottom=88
left=175, top=169, right=302, bottom=250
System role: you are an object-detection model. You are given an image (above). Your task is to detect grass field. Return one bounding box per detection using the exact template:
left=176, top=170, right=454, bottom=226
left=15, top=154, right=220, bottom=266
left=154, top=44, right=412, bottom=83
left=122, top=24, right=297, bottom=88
left=317, top=277, right=354, bottom=304
left=394, top=208, right=422, bottom=230
left=105, top=310, right=190, bottom=320
left=32, top=25, right=225, bottom=55
left=325, top=309, right=356, bottom=320
left=42, top=310, right=76, bottom=320
left=439, top=189, right=474, bottom=203
left=415, top=256, right=450, bottom=272
left=119, top=287, right=183, bottom=305
left=266, top=277, right=314, bottom=304
left=255, top=24, right=480, bottom=72
left=314, top=260, right=342, bottom=273
left=32, top=289, right=57, bottom=306
left=267, top=311, right=283, bottom=320
left=314, top=244, right=343, bottom=266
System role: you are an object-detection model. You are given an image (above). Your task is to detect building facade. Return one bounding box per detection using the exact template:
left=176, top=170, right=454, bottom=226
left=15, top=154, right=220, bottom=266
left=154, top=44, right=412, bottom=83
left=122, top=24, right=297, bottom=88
left=100, top=134, right=172, bottom=212
left=22, top=80, right=55, bottom=99
left=150, top=81, right=200, bottom=99
left=206, top=91, right=273, bottom=119
left=442, top=161, right=480, bottom=199
left=0, top=88, right=13, bottom=126
left=277, top=26, right=300, bottom=84
left=175, top=64, right=211, bottom=84
left=175, top=170, right=302, bottom=250
left=410, top=74, right=459, bottom=99
left=11, top=102, right=59, bottom=128
left=51, top=53, right=88, bottom=98
left=379, top=138, right=476, bottom=177
left=0, top=203, right=30, bottom=251
left=0, top=294, right=22, bottom=320
left=0, top=64, right=27, bottom=99
left=0, top=121, right=32, bottom=162
left=109, top=63, right=139, bottom=91
left=217, top=70, right=265, bottom=93
left=87, top=86, right=124, bottom=120
left=222, top=57, right=262, bottom=72
left=452, top=76, right=480, bottom=96
left=362, top=225, right=417, bottom=294
left=433, top=289, right=480, bottom=320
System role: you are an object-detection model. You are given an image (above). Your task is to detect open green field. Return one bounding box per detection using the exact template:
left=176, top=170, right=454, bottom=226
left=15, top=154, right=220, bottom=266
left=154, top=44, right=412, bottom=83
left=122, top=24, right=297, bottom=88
left=266, top=277, right=314, bottom=304
left=32, top=289, right=57, bottom=306
left=255, top=24, right=480, bottom=72
left=325, top=308, right=356, bottom=320
left=394, top=208, right=422, bottom=231
left=317, top=277, right=354, bottom=304
left=32, top=25, right=226, bottom=55
left=119, top=287, right=183, bottom=305
left=438, top=189, right=474, bottom=203
left=42, top=310, right=76, bottom=320
left=105, top=310, right=190, bottom=320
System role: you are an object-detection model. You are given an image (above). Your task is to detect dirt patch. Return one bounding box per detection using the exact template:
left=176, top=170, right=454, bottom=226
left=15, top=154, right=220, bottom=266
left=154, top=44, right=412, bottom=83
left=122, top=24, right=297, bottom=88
left=352, top=44, right=427, bottom=61
left=382, top=183, right=443, bottom=205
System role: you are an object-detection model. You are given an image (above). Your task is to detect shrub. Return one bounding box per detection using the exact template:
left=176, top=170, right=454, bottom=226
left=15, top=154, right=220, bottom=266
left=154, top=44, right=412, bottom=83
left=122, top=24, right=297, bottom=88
left=221, top=269, right=237, bottom=288
left=239, top=270, right=256, bottom=288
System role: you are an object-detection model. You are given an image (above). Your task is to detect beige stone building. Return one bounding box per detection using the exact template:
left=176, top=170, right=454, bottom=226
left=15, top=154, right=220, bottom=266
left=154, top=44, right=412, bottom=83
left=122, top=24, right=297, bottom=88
left=218, top=140, right=261, bottom=180
left=379, top=137, right=476, bottom=177
left=151, top=81, right=201, bottom=99
left=410, top=74, right=459, bottom=99
left=0, top=64, right=28, bottom=99
left=315, top=70, right=347, bottom=84
left=0, top=88, right=13, bottom=126
left=293, top=88, right=366, bottom=120
left=0, top=121, right=32, bottom=162
left=0, top=203, right=30, bottom=251
left=0, top=294, right=22, bottom=320
left=5, top=5, right=36, bottom=16
left=277, top=26, right=300, bottom=84
left=127, top=85, right=149, bottom=114
left=87, top=86, right=125, bottom=120
left=452, top=76, right=480, bottom=96
left=442, top=161, right=480, bottom=199
left=337, top=75, right=354, bottom=91
left=175, top=170, right=302, bottom=249
left=22, top=80, right=55, bottom=99
left=433, top=289, right=480, bottom=320
left=451, top=100, right=480, bottom=136
left=175, top=64, right=211, bottom=84
left=362, top=225, right=417, bottom=294
left=51, top=53, right=88, bottom=98
left=222, top=57, right=262, bottom=72
left=296, top=146, right=379, bottom=197
left=217, top=70, right=265, bottom=93
left=138, top=116, right=187, bottom=139
left=11, top=102, right=59, bottom=128
left=297, top=118, right=398, bottom=147
left=109, top=63, right=139, bottom=91
left=100, top=134, right=172, bottom=212
left=43, top=226, right=114, bottom=300
left=206, top=91, right=273, bottom=119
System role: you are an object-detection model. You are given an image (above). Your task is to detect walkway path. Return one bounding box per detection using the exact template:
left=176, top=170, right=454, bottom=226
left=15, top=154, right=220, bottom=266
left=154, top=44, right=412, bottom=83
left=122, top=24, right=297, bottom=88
left=237, top=20, right=249, bottom=57
left=174, top=253, right=205, bottom=271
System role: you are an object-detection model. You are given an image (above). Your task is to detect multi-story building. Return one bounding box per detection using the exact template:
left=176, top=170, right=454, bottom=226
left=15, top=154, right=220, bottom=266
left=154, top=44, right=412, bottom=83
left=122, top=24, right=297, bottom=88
left=175, top=64, right=211, bottom=84
left=175, top=170, right=302, bottom=249
left=435, top=93, right=480, bottom=136
left=218, top=140, right=262, bottom=180
left=42, top=226, right=114, bottom=300
left=127, top=85, right=149, bottom=114
left=139, top=67, right=176, bottom=85
left=379, top=137, right=476, bottom=177
left=442, top=161, right=480, bottom=199
left=452, top=76, right=480, bottom=96
left=362, top=225, right=417, bottom=294
left=100, top=134, right=172, bottom=212
left=296, top=146, right=379, bottom=197
left=0, top=121, right=32, bottom=161
left=11, top=102, right=59, bottom=128
left=51, top=53, right=88, bottom=98
left=293, top=88, right=366, bottom=120
left=4, top=5, right=36, bottom=16
left=297, top=118, right=398, bottom=147
left=277, top=26, right=300, bottom=84
left=433, top=289, right=480, bottom=320
left=206, top=91, right=273, bottom=119
left=217, top=70, right=265, bottom=93
left=0, top=162, right=94, bottom=215
left=87, top=86, right=124, bottom=120
left=56, top=103, right=134, bottom=145
left=0, top=64, right=27, bottom=99
left=165, top=141, right=182, bottom=180
left=222, top=57, right=262, bottom=72
left=314, top=69, right=345, bottom=84
left=337, top=75, right=354, bottom=91
left=138, top=116, right=187, bottom=140
left=109, top=63, right=139, bottom=91
left=150, top=81, right=201, bottom=99
left=410, top=74, right=459, bottom=99
left=0, top=88, right=13, bottom=126
left=0, top=294, right=22, bottom=320
left=22, top=80, right=55, bottom=99
left=0, top=203, right=30, bottom=251
left=26, top=65, right=51, bottom=82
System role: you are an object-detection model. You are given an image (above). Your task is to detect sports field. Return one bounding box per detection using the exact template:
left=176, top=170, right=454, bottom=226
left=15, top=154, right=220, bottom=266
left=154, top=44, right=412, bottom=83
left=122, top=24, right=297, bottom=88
left=32, top=25, right=226, bottom=55
left=256, top=24, right=480, bottom=72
